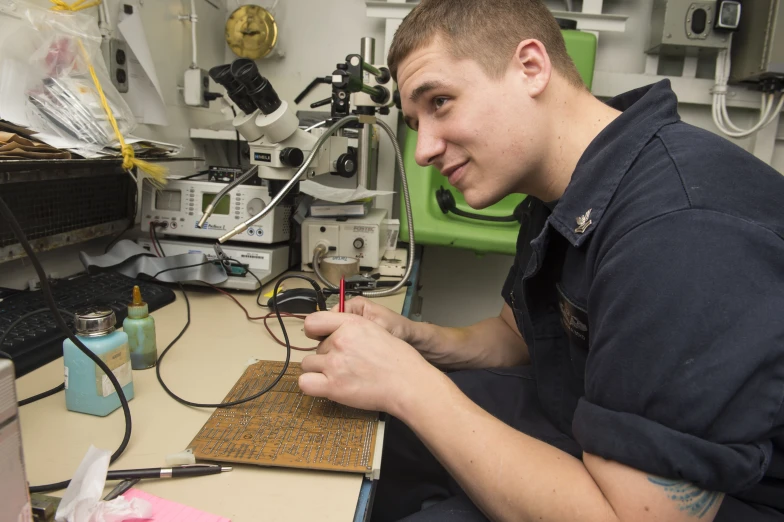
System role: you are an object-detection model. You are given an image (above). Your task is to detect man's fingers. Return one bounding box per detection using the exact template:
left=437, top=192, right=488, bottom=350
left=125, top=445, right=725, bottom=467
left=304, top=311, right=355, bottom=339
left=298, top=372, right=330, bottom=397
left=342, top=296, right=367, bottom=314
left=300, top=354, right=327, bottom=373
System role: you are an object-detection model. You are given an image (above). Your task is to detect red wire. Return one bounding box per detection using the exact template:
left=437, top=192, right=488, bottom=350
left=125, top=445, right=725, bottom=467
left=204, top=282, right=319, bottom=351
left=339, top=277, right=345, bottom=312
left=261, top=313, right=317, bottom=352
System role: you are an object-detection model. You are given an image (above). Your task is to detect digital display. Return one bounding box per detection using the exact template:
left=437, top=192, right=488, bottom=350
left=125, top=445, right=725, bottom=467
left=156, top=190, right=181, bottom=211
left=202, top=193, right=230, bottom=215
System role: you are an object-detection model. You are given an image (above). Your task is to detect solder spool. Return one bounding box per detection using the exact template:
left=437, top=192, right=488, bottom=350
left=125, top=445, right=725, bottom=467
left=319, top=256, right=360, bottom=286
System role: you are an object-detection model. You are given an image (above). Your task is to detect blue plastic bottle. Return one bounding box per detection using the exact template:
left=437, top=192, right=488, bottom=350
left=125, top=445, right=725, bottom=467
left=63, top=309, right=134, bottom=417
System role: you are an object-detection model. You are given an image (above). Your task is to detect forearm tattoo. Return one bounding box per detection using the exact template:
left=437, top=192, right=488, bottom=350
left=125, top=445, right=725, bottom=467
left=648, top=477, right=722, bottom=518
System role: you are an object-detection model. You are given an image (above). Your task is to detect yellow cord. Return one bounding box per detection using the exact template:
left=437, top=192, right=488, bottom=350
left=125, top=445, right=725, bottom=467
left=50, top=0, right=102, bottom=11
left=50, top=0, right=168, bottom=185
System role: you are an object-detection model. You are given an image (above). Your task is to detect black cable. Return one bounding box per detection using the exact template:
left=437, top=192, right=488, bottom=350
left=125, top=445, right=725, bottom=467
left=151, top=224, right=167, bottom=257
left=151, top=260, right=214, bottom=279
left=154, top=274, right=322, bottom=408
left=105, top=175, right=139, bottom=253
left=178, top=170, right=211, bottom=181
left=149, top=225, right=305, bottom=408
left=245, top=268, right=270, bottom=308
left=19, top=382, right=65, bottom=406
left=449, top=206, right=518, bottom=222
left=435, top=187, right=518, bottom=223
left=0, top=307, right=73, bottom=406
left=0, top=195, right=132, bottom=494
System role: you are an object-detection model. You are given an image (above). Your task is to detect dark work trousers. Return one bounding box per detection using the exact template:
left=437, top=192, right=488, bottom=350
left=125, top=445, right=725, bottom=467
left=369, top=366, right=784, bottom=522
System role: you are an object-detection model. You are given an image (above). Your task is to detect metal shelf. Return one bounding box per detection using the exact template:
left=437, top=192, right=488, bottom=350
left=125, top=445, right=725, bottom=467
left=365, top=1, right=628, bottom=32
left=190, top=128, right=247, bottom=141
left=0, top=157, right=204, bottom=184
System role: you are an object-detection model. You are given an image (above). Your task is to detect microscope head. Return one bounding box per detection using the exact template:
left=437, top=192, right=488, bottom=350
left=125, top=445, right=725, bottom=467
left=208, top=64, right=257, bottom=116
left=231, top=59, right=282, bottom=116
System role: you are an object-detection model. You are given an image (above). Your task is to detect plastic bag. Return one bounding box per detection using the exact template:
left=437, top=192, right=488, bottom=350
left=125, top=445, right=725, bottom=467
left=5, top=0, right=136, bottom=147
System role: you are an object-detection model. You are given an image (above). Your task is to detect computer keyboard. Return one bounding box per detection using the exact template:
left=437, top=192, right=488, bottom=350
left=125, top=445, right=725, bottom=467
left=0, top=271, right=176, bottom=376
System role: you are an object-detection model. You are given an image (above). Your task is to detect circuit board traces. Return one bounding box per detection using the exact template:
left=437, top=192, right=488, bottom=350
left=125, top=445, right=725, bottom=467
left=188, top=361, right=378, bottom=473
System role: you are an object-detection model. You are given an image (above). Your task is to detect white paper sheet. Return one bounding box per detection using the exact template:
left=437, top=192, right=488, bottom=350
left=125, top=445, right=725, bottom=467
left=117, top=0, right=169, bottom=126
left=299, top=180, right=395, bottom=203
left=34, top=132, right=107, bottom=158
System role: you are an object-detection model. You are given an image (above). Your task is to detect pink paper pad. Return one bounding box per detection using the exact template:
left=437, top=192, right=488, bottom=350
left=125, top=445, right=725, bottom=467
left=123, top=488, right=231, bottom=522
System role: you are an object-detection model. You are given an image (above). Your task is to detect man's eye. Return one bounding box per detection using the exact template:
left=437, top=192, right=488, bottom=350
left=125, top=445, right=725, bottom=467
left=433, top=97, right=448, bottom=110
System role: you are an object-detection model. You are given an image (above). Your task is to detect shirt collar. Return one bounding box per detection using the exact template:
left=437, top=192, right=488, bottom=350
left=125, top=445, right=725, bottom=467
left=547, top=79, right=681, bottom=247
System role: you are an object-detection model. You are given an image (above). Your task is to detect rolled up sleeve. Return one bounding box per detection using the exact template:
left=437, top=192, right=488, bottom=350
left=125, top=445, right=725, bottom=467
left=572, top=209, right=784, bottom=493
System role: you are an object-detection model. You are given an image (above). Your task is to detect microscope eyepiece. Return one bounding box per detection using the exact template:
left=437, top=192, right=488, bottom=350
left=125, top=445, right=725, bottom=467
left=209, top=64, right=257, bottom=115
left=230, top=59, right=282, bottom=115
left=209, top=64, right=234, bottom=84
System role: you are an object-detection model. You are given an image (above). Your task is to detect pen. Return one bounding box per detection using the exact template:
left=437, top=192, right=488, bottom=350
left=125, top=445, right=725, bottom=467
left=103, top=478, right=140, bottom=501
left=339, top=276, right=345, bottom=312
left=106, top=464, right=232, bottom=481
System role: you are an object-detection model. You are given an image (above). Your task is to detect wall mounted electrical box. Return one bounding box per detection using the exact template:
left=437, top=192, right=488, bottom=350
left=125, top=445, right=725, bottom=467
left=729, top=0, right=784, bottom=83
left=647, top=0, right=732, bottom=54
left=105, top=38, right=129, bottom=94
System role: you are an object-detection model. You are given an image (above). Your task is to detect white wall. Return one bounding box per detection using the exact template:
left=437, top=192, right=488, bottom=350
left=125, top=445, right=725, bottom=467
left=224, top=0, right=385, bottom=105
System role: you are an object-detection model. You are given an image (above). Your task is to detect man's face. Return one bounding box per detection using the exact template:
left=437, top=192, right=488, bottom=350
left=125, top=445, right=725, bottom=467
left=397, top=38, right=547, bottom=209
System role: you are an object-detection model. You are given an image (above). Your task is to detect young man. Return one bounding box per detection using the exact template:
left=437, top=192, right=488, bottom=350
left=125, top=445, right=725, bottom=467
left=299, top=0, right=784, bottom=520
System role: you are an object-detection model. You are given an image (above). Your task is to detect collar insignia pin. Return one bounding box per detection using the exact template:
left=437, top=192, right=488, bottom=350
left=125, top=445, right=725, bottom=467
left=575, top=209, right=592, bottom=234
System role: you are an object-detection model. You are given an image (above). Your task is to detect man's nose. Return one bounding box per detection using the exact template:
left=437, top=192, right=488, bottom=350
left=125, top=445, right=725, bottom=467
left=414, top=125, right=446, bottom=168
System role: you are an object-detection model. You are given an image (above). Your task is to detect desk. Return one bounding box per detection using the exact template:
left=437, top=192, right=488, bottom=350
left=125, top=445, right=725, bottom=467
left=16, top=273, right=411, bottom=521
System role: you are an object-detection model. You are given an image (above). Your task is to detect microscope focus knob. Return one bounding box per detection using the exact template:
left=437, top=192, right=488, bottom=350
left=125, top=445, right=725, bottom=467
left=335, top=150, right=357, bottom=178
left=353, top=238, right=364, bottom=249
left=280, top=147, right=304, bottom=168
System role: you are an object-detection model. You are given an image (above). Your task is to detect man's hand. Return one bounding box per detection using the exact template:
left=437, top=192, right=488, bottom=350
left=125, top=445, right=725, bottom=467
left=336, top=296, right=416, bottom=343
left=299, top=311, right=437, bottom=414
left=337, top=297, right=529, bottom=369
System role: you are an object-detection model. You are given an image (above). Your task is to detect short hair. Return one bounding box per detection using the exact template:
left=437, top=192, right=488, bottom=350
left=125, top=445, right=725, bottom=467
left=388, top=0, right=585, bottom=88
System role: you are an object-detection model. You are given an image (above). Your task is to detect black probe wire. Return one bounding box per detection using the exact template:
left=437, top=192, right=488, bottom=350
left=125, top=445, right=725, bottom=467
left=154, top=275, right=319, bottom=408
left=0, top=195, right=133, bottom=494
left=151, top=260, right=214, bottom=279
left=247, top=269, right=269, bottom=308
left=0, top=307, right=73, bottom=406
left=149, top=225, right=319, bottom=409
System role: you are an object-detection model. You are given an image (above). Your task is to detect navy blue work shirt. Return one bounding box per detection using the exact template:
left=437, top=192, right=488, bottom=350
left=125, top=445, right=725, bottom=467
left=502, top=80, right=784, bottom=510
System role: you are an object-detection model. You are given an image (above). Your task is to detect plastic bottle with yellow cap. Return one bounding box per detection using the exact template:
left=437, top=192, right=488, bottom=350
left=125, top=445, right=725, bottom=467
left=123, top=285, right=158, bottom=370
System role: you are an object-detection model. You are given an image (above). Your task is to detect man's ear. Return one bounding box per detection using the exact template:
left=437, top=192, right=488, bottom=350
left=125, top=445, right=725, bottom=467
left=511, top=39, right=551, bottom=98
